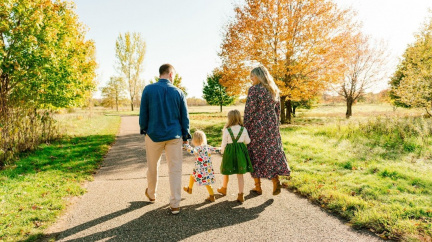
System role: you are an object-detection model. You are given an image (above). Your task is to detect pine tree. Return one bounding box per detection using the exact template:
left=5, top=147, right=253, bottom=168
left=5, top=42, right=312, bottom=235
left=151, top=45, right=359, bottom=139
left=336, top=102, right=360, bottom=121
left=203, top=71, right=235, bottom=112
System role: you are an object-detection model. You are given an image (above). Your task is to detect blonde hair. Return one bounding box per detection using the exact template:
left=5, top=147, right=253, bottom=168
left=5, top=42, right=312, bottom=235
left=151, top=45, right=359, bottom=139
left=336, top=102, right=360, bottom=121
left=225, top=109, right=243, bottom=128
left=251, top=65, right=280, bottom=101
left=192, top=130, right=207, bottom=146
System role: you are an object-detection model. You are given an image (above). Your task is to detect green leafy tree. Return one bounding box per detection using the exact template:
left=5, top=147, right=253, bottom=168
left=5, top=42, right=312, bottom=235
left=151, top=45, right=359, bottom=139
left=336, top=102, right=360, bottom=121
left=391, top=14, right=432, bottom=115
left=203, top=71, right=235, bottom=112
left=389, top=67, right=411, bottom=108
left=0, top=0, right=97, bottom=112
left=173, top=74, right=187, bottom=96
left=101, top=76, right=127, bottom=111
left=0, top=0, right=96, bottom=166
left=115, top=32, right=146, bottom=111
left=291, top=98, right=318, bottom=117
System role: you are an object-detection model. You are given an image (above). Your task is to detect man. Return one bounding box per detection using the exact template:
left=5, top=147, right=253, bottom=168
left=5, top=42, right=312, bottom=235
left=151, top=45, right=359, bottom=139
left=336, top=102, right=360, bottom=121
left=139, top=64, right=190, bottom=215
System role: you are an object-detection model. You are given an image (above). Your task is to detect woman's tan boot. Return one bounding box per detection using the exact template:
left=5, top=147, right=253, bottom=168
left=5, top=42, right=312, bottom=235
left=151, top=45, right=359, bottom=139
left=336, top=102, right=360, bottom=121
left=272, top=177, right=282, bottom=195
left=237, top=193, right=244, bottom=203
left=217, top=187, right=227, bottom=196
left=251, top=178, right=262, bottom=195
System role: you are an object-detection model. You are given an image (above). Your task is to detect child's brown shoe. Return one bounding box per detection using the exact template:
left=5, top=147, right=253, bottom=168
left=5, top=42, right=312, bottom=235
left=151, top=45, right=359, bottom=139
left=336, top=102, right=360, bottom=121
left=205, top=195, right=216, bottom=202
left=237, top=193, right=244, bottom=203
left=183, top=186, right=192, bottom=194
left=217, top=187, right=227, bottom=196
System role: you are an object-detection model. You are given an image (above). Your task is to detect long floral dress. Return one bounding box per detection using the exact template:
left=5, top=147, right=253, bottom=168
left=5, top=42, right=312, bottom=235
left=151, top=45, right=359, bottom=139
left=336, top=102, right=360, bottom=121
left=183, top=144, right=218, bottom=186
left=244, top=84, right=291, bottom=179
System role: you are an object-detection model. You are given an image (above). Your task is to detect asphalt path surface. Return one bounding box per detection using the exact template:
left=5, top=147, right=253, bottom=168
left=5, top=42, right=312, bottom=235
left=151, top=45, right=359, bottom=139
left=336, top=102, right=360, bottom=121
left=46, top=116, right=381, bottom=241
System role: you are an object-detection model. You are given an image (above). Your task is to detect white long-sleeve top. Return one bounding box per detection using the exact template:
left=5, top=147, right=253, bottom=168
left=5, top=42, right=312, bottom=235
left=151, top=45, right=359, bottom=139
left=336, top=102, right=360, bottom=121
left=220, top=125, right=251, bottom=154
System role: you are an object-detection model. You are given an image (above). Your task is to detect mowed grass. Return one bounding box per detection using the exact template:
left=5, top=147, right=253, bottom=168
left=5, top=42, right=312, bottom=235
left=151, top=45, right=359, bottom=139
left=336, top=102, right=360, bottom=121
left=188, top=105, right=245, bottom=146
left=189, top=103, right=432, bottom=241
left=0, top=112, right=121, bottom=241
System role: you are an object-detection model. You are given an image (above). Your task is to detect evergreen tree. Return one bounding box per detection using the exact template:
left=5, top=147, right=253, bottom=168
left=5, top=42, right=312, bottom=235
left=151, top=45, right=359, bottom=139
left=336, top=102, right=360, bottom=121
left=203, top=72, right=235, bottom=112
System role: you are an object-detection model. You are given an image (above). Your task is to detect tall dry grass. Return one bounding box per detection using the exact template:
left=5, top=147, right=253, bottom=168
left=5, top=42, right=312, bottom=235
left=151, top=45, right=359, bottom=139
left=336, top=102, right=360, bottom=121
left=0, top=107, right=59, bottom=167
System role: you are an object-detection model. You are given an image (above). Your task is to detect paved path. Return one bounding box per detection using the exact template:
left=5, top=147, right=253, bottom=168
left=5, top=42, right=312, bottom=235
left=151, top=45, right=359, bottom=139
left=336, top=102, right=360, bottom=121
left=46, top=116, right=380, bottom=241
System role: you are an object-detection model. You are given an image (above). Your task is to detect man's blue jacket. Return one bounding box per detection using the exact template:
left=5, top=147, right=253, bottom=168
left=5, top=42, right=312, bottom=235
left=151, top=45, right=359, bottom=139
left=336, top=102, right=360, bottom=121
left=139, top=79, right=190, bottom=142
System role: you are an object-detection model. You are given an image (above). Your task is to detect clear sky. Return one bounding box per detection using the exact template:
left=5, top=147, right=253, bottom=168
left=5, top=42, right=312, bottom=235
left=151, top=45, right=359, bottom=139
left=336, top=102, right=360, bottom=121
left=72, top=0, right=432, bottom=98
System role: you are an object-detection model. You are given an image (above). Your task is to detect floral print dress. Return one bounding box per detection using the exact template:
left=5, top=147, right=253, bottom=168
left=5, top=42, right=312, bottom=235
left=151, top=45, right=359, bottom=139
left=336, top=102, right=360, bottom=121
left=183, top=144, right=218, bottom=186
left=244, top=84, right=291, bottom=179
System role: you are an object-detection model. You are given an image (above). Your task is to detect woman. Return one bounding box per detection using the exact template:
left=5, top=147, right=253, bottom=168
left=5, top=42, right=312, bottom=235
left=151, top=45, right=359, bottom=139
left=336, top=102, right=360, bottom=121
left=244, top=65, right=291, bottom=195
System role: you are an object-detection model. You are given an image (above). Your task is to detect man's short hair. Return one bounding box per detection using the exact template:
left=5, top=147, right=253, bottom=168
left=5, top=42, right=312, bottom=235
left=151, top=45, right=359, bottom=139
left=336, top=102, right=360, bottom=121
left=159, top=64, right=175, bottom=76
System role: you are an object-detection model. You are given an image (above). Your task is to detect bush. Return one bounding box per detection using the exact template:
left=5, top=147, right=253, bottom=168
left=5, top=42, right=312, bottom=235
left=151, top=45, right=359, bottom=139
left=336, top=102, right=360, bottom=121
left=0, top=107, right=59, bottom=167
left=187, top=97, right=208, bottom=106
left=319, top=116, right=432, bottom=155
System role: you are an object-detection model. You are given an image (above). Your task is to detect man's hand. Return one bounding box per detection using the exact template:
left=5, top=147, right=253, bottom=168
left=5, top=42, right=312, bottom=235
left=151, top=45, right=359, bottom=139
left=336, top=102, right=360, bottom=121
left=183, top=140, right=189, bottom=145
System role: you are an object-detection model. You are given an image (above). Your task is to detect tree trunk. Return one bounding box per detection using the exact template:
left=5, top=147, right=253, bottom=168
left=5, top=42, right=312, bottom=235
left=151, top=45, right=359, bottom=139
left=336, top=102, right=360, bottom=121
left=89, top=97, right=93, bottom=118
left=280, top=96, right=286, bottom=123
left=115, top=90, right=119, bottom=112
left=425, top=103, right=432, bottom=117
left=130, top=102, right=134, bottom=111
left=286, top=99, right=292, bottom=124
left=0, top=77, right=8, bottom=167
left=292, top=105, right=296, bottom=117
left=346, top=97, right=353, bottom=119
left=220, top=103, right=222, bottom=113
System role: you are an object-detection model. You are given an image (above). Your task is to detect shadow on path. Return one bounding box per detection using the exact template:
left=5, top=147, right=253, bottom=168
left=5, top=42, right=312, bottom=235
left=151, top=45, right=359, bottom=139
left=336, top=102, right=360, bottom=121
left=49, top=201, right=151, bottom=240
left=56, top=199, right=274, bottom=241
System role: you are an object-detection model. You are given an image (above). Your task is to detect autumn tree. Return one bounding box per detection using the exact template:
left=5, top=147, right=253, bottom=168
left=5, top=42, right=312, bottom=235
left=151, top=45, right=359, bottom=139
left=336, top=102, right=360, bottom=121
left=336, top=35, right=389, bottom=118
left=377, top=89, right=390, bottom=104
left=115, top=32, right=146, bottom=111
left=391, top=14, right=432, bottom=115
left=203, top=71, right=235, bottom=112
left=219, top=0, right=358, bottom=123
left=101, top=76, right=127, bottom=111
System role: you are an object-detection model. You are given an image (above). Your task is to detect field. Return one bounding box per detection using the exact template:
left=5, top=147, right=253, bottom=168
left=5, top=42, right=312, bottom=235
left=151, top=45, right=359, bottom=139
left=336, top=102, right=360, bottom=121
left=0, top=111, right=121, bottom=241
left=190, top=103, right=432, bottom=241
left=0, top=103, right=430, bottom=241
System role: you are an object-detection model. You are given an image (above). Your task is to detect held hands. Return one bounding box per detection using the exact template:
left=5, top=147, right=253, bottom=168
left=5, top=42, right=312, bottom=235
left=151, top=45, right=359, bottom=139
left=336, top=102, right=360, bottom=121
left=182, top=140, right=189, bottom=151
left=214, top=147, right=222, bottom=154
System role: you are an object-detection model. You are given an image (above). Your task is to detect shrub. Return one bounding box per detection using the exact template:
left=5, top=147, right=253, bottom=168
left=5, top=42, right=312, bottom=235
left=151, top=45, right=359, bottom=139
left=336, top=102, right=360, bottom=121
left=0, top=107, right=59, bottom=167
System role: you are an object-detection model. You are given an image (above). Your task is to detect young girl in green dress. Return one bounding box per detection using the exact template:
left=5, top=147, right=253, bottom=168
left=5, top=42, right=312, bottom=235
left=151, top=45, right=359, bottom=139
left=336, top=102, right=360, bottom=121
left=217, top=109, right=253, bottom=203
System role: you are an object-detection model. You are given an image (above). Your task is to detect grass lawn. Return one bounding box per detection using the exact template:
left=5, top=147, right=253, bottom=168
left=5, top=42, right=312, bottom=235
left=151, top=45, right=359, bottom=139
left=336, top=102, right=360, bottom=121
left=189, top=103, right=432, bottom=241
left=0, top=112, right=121, bottom=241
left=1, top=103, right=430, bottom=241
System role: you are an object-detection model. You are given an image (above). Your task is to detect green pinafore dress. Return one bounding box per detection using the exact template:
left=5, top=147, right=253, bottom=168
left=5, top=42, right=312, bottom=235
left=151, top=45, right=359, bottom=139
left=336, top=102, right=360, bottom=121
left=220, top=127, right=254, bottom=175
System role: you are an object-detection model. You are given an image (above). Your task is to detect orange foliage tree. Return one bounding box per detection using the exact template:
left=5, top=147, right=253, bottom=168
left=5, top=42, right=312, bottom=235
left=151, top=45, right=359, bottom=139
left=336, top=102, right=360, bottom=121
left=219, top=0, right=359, bottom=123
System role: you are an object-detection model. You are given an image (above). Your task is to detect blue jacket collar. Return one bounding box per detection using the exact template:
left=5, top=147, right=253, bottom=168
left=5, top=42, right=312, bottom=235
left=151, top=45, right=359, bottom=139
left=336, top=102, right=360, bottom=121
left=159, top=78, right=170, bottom=83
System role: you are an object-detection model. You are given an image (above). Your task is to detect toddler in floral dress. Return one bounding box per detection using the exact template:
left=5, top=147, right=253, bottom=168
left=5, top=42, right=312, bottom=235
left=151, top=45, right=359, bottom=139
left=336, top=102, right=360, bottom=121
left=183, top=130, right=220, bottom=202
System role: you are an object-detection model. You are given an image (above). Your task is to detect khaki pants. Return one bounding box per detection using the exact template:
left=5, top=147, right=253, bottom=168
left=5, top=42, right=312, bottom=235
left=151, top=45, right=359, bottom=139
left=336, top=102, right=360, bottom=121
left=145, top=135, right=183, bottom=208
